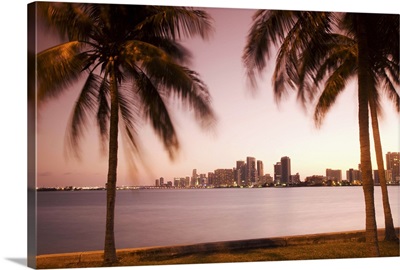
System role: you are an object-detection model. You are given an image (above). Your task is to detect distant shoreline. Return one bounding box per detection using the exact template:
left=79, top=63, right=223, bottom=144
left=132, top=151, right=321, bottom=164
left=36, top=183, right=399, bottom=192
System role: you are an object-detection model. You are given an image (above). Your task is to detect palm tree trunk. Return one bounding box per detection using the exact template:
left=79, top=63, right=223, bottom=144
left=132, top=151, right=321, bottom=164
left=358, top=91, right=380, bottom=257
left=369, top=99, right=398, bottom=242
left=356, top=14, right=380, bottom=257
left=103, top=62, right=119, bottom=265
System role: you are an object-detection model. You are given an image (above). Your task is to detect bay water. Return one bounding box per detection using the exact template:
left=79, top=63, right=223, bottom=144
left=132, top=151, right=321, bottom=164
left=37, top=186, right=399, bottom=255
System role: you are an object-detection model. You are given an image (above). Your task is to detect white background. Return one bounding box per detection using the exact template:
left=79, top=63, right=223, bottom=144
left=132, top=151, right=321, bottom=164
left=1, top=1, right=399, bottom=270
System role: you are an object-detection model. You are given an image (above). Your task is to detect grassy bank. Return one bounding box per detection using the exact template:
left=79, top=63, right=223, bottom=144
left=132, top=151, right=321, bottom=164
left=118, top=240, right=399, bottom=266
left=37, top=240, right=399, bottom=269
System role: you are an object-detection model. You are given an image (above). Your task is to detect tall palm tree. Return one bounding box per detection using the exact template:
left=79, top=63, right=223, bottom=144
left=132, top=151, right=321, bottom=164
left=36, top=3, right=216, bottom=265
left=370, top=97, right=399, bottom=242
left=243, top=10, right=398, bottom=256
left=366, top=14, right=399, bottom=242
left=303, top=13, right=399, bottom=243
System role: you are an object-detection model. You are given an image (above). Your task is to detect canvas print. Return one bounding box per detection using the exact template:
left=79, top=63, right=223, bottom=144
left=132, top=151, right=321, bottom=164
left=28, top=1, right=399, bottom=269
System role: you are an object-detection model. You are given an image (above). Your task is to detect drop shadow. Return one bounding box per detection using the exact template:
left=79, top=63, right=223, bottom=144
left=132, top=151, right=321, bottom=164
left=6, top=258, right=27, bottom=267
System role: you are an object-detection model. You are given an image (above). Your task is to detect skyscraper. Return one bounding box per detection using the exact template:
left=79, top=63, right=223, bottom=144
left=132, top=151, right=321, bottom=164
left=281, top=156, right=291, bottom=185
left=160, top=177, right=164, bottom=186
left=346, top=168, right=361, bottom=183
left=326, top=169, right=342, bottom=182
left=386, top=152, right=400, bottom=182
left=214, top=169, right=234, bottom=187
left=246, top=157, right=257, bottom=185
left=235, top=160, right=246, bottom=186
left=257, top=160, right=264, bottom=181
left=274, top=162, right=282, bottom=184
left=191, top=169, right=198, bottom=187
left=208, top=172, right=215, bottom=186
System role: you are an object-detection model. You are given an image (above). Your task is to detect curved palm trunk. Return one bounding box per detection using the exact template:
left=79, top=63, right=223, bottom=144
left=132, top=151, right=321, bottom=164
left=369, top=100, right=398, bottom=242
left=358, top=90, right=380, bottom=257
left=356, top=14, right=380, bottom=257
left=104, top=63, right=119, bottom=265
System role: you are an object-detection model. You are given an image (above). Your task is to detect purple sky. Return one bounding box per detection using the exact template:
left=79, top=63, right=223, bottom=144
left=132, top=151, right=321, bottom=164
left=36, top=2, right=399, bottom=187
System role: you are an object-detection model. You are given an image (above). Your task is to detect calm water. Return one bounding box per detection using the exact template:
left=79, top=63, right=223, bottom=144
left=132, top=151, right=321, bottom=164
left=37, top=186, right=399, bottom=255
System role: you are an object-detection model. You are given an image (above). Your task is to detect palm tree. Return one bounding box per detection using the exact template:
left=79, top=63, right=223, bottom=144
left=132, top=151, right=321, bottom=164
left=305, top=13, right=399, bottom=243
left=243, top=10, right=398, bottom=256
left=36, top=3, right=216, bottom=265
left=366, top=14, right=399, bottom=242
left=370, top=97, right=399, bottom=242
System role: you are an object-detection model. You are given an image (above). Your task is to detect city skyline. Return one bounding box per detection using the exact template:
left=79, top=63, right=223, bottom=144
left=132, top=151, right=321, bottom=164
left=37, top=151, right=400, bottom=188
left=158, top=152, right=399, bottom=187
left=36, top=3, right=399, bottom=188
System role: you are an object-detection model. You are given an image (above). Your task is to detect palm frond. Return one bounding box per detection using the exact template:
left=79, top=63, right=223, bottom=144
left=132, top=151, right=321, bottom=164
left=145, top=59, right=216, bottom=130
left=312, top=35, right=356, bottom=83
left=380, top=73, right=400, bottom=113
left=114, top=87, right=141, bottom=178
left=122, top=40, right=216, bottom=130
left=314, top=63, right=354, bottom=127
left=177, top=67, right=217, bottom=130
left=142, top=36, right=193, bottom=64
left=122, top=39, right=217, bottom=159
left=368, top=14, right=399, bottom=64
left=294, top=33, right=356, bottom=109
left=295, top=16, right=339, bottom=97
left=130, top=67, right=179, bottom=160
left=272, top=16, right=312, bottom=103
left=65, top=72, right=102, bottom=158
left=373, top=57, right=399, bottom=86
left=136, top=6, right=214, bottom=40
left=118, top=85, right=140, bottom=153
left=37, top=41, right=87, bottom=102
left=242, top=10, right=298, bottom=88
left=96, top=76, right=111, bottom=154
left=369, top=54, right=399, bottom=113
left=38, top=2, right=99, bottom=41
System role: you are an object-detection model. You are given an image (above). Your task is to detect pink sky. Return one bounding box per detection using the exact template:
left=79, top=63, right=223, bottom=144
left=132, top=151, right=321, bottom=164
left=36, top=3, right=399, bottom=187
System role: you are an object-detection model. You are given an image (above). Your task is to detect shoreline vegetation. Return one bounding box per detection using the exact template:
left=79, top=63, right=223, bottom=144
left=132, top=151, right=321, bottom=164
left=36, top=228, right=399, bottom=269
left=37, top=182, right=400, bottom=192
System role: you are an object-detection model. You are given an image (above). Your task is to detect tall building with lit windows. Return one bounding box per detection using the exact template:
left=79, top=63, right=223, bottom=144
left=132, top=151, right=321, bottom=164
left=191, top=169, right=198, bottom=186
left=214, top=169, right=234, bottom=187
left=246, top=157, right=257, bottom=185
left=235, top=160, right=246, bottom=186
left=326, top=169, right=342, bottom=182
left=274, top=162, right=282, bottom=184
left=346, top=168, right=361, bottom=183
left=281, top=156, right=291, bottom=185
left=386, top=152, right=400, bottom=182
left=257, top=160, right=264, bottom=181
